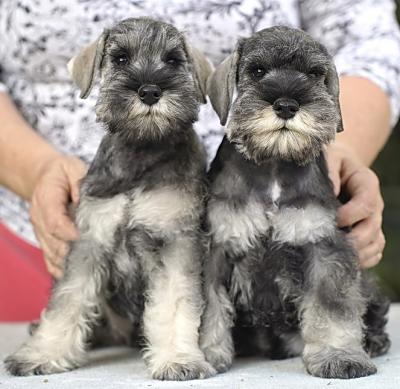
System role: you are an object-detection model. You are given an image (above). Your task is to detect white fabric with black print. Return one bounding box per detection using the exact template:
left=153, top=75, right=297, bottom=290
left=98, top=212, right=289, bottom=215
left=1, top=0, right=400, bottom=246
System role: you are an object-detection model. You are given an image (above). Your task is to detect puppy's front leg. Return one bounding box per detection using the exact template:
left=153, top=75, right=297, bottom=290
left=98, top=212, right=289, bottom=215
left=5, top=240, right=105, bottom=376
left=200, top=246, right=235, bottom=373
left=143, top=237, right=215, bottom=380
left=300, top=236, right=377, bottom=379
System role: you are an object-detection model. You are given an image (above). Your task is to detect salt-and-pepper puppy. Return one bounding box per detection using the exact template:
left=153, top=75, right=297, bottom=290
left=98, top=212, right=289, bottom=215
left=5, top=18, right=216, bottom=381
left=200, top=26, right=390, bottom=379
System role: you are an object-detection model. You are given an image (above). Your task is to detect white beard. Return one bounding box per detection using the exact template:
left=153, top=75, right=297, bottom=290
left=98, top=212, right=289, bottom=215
left=126, top=92, right=184, bottom=139
left=228, top=106, right=333, bottom=162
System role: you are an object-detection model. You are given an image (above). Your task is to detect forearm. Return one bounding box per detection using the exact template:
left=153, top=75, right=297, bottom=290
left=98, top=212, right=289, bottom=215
left=334, top=76, right=391, bottom=166
left=0, top=92, right=61, bottom=200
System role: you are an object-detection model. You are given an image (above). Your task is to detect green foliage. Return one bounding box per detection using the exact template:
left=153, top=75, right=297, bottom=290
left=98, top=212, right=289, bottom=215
left=372, top=131, right=400, bottom=301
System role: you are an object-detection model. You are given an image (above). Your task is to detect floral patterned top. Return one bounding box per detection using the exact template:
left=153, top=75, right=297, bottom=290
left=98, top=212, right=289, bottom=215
left=1, top=0, right=400, bottom=245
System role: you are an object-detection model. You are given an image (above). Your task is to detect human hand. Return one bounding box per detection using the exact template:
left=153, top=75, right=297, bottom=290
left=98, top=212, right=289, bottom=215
left=29, top=155, right=87, bottom=278
left=326, top=143, right=385, bottom=269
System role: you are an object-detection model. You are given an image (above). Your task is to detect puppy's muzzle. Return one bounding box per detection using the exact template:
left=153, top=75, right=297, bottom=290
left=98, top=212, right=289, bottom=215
left=273, top=98, right=299, bottom=120
left=138, top=84, right=162, bottom=106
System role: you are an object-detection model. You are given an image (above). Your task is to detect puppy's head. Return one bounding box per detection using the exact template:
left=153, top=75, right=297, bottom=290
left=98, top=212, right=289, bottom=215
left=208, top=26, right=343, bottom=165
left=68, top=17, right=211, bottom=140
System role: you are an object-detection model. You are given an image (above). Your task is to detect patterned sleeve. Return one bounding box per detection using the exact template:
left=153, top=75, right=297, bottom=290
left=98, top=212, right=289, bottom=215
left=299, top=0, right=400, bottom=126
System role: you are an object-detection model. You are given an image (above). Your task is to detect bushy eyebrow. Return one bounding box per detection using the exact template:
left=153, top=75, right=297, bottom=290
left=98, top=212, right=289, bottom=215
left=108, top=46, right=130, bottom=57
left=163, top=47, right=186, bottom=59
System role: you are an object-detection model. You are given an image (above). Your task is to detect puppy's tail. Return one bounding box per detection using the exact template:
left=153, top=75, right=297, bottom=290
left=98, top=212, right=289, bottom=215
left=362, top=274, right=391, bottom=357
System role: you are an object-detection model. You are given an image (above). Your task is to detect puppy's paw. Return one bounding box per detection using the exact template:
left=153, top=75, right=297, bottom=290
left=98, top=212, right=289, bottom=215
left=4, top=347, right=76, bottom=376
left=202, top=346, right=233, bottom=373
left=151, top=360, right=216, bottom=381
left=305, top=348, right=377, bottom=379
left=5, top=355, right=70, bottom=376
left=364, top=332, right=391, bottom=358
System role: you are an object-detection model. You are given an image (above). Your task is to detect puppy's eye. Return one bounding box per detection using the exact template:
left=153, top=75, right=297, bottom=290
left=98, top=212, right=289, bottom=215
left=165, top=52, right=184, bottom=67
left=251, top=67, right=266, bottom=79
left=166, top=58, right=180, bottom=66
left=113, top=54, right=129, bottom=65
left=308, top=68, right=325, bottom=79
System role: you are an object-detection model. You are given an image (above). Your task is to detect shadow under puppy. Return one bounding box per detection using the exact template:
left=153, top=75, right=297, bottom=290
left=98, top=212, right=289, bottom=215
left=200, top=26, right=390, bottom=379
left=5, top=17, right=216, bottom=381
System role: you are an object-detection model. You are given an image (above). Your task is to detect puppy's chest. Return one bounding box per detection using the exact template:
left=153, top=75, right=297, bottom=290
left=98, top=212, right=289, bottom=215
left=77, top=185, right=200, bottom=246
left=208, top=180, right=335, bottom=253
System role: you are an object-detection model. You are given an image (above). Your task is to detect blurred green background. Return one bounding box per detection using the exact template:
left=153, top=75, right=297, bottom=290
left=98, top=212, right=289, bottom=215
left=372, top=1, right=400, bottom=301
left=373, top=131, right=400, bottom=301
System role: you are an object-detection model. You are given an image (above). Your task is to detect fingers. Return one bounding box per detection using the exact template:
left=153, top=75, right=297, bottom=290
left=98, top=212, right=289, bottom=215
left=49, top=208, right=79, bottom=242
left=330, top=171, right=341, bottom=197
left=30, top=185, right=79, bottom=242
left=38, top=227, right=70, bottom=265
left=32, top=217, right=69, bottom=278
left=326, top=143, right=385, bottom=269
left=348, top=223, right=385, bottom=268
left=65, top=158, right=87, bottom=204
left=324, top=147, right=341, bottom=196
left=70, top=181, right=80, bottom=205
left=358, top=231, right=386, bottom=269
left=337, top=169, right=382, bottom=228
left=29, top=156, right=87, bottom=278
left=348, top=213, right=382, bottom=251
left=35, top=233, right=65, bottom=279
left=30, top=194, right=75, bottom=277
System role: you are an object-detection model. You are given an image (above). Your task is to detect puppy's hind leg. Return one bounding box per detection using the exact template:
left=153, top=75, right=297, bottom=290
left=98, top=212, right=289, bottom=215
left=300, top=235, right=377, bottom=379
left=200, top=246, right=235, bottom=373
left=361, top=275, right=391, bottom=357
left=143, top=237, right=216, bottom=381
left=5, top=240, right=106, bottom=376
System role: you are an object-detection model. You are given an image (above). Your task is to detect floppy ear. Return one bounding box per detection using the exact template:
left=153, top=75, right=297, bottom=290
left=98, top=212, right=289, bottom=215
left=67, top=31, right=109, bottom=99
left=186, top=44, right=213, bottom=104
left=325, top=62, right=343, bottom=133
left=207, top=48, right=240, bottom=126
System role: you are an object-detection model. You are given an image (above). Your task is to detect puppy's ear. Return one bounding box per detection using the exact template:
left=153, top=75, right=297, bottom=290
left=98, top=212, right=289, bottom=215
left=186, top=44, right=213, bottom=104
left=325, top=62, right=344, bottom=133
left=67, top=31, right=109, bottom=99
left=207, top=47, right=240, bottom=126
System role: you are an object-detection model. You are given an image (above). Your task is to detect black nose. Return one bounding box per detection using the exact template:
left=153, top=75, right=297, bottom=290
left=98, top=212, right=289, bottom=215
left=273, top=98, right=299, bottom=120
left=138, top=84, right=162, bottom=106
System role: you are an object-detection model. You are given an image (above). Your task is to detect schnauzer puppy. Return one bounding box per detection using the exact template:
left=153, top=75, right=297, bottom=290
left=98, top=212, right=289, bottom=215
left=200, top=26, right=390, bottom=379
left=5, top=17, right=215, bottom=380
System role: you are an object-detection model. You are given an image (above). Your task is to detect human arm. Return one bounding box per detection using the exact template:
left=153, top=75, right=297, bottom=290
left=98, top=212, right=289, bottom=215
left=300, top=0, right=400, bottom=267
left=326, top=76, right=390, bottom=268
left=0, top=92, right=86, bottom=278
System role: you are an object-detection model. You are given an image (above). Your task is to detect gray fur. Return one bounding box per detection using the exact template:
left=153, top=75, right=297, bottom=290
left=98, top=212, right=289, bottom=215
left=208, top=26, right=342, bottom=164
left=200, top=26, right=388, bottom=379
left=5, top=17, right=215, bottom=381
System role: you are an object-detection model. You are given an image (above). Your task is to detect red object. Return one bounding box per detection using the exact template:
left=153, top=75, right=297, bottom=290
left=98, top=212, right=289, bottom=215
left=0, top=223, right=51, bottom=321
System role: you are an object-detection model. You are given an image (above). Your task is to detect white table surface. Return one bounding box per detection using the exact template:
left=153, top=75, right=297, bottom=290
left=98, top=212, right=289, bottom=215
left=1, top=305, right=399, bottom=389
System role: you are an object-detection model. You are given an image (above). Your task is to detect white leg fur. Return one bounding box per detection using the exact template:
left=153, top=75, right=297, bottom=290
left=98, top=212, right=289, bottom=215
left=299, top=252, right=377, bottom=379
left=200, top=285, right=235, bottom=373
left=142, top=239, right=215, bottom=380
left=5, top=244, right=104, bottom=375
left=4, top=195, right=126, bottom=376
left=301, top=294, right=376, bottom=378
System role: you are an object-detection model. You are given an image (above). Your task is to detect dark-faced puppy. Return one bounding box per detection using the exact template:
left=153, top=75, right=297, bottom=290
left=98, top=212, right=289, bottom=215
left=200, top=26, right=390, bottom=379
left=5, top=17, right=215, bottom=381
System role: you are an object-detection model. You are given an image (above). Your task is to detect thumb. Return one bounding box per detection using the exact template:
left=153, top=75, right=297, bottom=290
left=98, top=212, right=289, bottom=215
left=325, top=155, right=341, bottom=196
left=329, top=169, right=341, bottom=197
left=65, top=159, right=87, bottom=204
